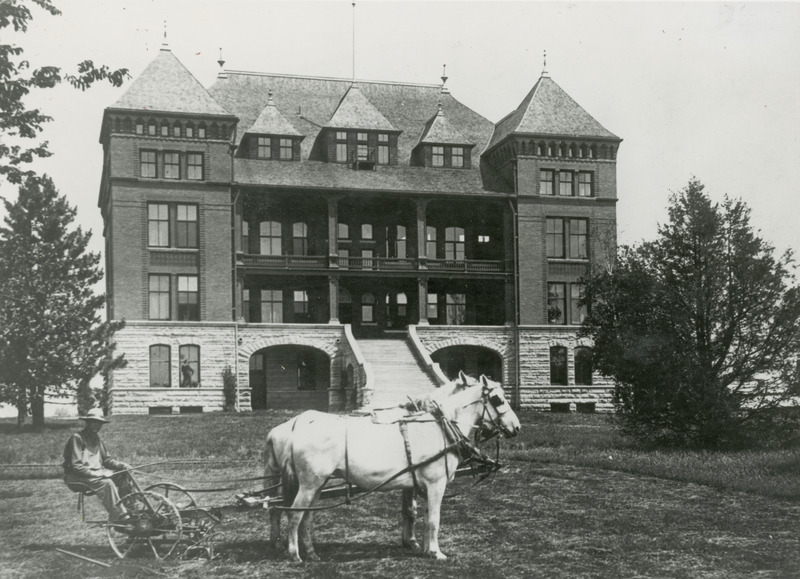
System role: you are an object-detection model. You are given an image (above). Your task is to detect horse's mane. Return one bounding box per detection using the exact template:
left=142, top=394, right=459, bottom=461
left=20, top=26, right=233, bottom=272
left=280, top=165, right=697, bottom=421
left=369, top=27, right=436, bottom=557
left=400, top=371, right=478, bottom=413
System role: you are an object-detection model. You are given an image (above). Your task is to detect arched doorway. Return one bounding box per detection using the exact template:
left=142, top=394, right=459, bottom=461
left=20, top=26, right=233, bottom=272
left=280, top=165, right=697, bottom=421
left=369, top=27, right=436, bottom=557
left=431, top=345, right=502, bottom=383
left=249, top=345, right=330, bottom=410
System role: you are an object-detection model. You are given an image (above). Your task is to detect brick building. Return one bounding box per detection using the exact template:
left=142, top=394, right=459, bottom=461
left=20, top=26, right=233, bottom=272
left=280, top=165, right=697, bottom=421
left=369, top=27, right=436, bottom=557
left=98, top=45, right=621, bottom=414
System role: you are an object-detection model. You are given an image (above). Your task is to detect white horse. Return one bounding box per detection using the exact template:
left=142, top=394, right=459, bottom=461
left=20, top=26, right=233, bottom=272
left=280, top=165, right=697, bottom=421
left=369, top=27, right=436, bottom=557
left=276, top=375, right=520, bottom=562
left=263, top=371, right=478, bottom=559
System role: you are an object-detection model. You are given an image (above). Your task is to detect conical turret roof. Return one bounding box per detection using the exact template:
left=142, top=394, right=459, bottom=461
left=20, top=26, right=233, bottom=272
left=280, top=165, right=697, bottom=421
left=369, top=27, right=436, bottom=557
left=488, top=74, right=618, bottom=150
left=109, top=47, right=232, bottom=117
left=418, top=103, right=474, bottom=146
left=325, top=83, right=398, bottom=131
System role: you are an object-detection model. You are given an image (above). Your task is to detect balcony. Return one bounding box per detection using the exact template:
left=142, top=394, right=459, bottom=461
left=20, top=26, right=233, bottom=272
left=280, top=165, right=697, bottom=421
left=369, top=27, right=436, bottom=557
left=237, top=253, right=506, bottom=274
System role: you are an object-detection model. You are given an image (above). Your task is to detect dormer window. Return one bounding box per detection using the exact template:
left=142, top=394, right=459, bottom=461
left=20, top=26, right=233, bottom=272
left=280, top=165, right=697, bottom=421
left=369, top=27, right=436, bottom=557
left=378, top=133, right=389, bottom=165
left=280, top=138, right=293, bottom=160
left=357, top=133, right=368, bottom=161
left=336, top=132, right=348, bottom=163
left=257, top=137, right=271, bottom=159
left=451, top=147, right=464, bottom=168
left=432, top=146, right=445, bottom=167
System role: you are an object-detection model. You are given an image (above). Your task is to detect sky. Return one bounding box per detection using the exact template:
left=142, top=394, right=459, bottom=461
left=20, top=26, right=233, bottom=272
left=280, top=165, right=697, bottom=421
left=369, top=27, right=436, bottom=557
left=11, top=0, right=800, bottom=263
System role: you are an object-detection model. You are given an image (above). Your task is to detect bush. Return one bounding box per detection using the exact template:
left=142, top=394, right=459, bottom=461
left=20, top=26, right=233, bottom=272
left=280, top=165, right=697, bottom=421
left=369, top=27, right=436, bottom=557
left=222, top=366, right=237, bottom=412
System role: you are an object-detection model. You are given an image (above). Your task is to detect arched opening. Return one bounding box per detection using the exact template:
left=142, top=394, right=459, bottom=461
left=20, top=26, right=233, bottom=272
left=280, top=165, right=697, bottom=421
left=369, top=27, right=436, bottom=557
left=249, top=345, right=330, bottom=411
left=431, top=345, right=502, bottom=382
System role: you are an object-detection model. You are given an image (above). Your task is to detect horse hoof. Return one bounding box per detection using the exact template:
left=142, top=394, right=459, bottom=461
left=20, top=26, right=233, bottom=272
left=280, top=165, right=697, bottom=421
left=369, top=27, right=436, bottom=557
left=402, top=539, right=421, bottom=553
left=425, top=550, right=447, bottom=560
left=305, top=552, right=321, bottom=562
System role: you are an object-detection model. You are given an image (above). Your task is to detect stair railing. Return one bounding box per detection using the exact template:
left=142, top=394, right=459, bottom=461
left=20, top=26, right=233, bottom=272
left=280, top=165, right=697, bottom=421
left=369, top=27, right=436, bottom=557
left=407, top=325, right=449, bottom=386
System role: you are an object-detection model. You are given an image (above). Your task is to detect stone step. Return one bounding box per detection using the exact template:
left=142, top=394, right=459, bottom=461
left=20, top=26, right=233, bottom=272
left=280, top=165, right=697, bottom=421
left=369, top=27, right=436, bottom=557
left=357, top=338, right=438, bottom=408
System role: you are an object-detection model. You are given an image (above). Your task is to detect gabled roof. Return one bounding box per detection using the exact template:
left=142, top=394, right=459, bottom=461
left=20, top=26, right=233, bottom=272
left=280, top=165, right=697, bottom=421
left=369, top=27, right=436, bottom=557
left=243, top=92, right=302, bottom=137
left=418, top=104, right=475, bottom=147
left=109, top=47, right=233, bottom=117
left=324, top=83, right=398, bottom=132
left=488, top=74, right=618, bottom=150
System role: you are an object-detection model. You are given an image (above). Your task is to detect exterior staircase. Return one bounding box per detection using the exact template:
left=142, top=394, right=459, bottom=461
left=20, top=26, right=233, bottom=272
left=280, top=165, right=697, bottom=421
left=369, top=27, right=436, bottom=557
left=357, top=338, right=439, bottom=409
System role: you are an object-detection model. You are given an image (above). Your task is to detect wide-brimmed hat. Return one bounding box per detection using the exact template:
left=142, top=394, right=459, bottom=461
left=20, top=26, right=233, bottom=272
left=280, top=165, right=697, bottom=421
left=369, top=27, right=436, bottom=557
left=79, top=408, right=110, bottom=423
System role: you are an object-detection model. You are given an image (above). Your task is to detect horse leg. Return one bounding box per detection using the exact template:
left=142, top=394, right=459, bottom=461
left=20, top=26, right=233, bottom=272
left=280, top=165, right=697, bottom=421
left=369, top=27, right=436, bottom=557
left=270, top=508, right=283, bottom=550
left=423, top=478, right=449, bottom=560
left=299, top=510, right=320, bottom=562
left=286, top=485, right=317, bottom=562
left=401, top=489, right=420, bottom=552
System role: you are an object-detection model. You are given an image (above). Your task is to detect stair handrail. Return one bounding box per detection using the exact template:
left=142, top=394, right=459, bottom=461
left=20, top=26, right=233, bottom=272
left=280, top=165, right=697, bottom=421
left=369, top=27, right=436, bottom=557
left=407, top=325, right=449, bottom=386
left=343, top=324, right=374, bottom=407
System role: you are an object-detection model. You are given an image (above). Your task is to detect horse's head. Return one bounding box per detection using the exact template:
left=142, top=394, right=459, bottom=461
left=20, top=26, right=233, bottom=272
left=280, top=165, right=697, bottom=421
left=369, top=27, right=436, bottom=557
left=478, top=375, right=520, bottom=438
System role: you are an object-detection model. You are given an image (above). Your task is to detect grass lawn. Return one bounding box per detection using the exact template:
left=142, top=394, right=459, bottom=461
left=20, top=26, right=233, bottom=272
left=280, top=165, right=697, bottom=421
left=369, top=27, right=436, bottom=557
left=2, top=410, right=800, bottom=578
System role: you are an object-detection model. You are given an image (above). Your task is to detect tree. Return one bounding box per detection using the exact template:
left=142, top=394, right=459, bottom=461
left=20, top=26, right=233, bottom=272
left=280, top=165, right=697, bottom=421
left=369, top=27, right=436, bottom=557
left=0, top=175, right=125, bottom=426
left=1, top=0, right=128, bottom=187
left=581, top=179, right=800, bottom=447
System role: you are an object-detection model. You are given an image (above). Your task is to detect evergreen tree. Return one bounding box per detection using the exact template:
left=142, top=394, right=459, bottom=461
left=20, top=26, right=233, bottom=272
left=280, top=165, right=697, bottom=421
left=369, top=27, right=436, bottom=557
left=582, top=179, right=800, bottom=447
left=0, top=175, right=125, bottom=426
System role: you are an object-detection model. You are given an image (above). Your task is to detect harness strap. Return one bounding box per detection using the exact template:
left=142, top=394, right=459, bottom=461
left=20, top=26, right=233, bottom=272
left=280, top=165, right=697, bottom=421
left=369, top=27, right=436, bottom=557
left=398, top=421, right=423, bottom=498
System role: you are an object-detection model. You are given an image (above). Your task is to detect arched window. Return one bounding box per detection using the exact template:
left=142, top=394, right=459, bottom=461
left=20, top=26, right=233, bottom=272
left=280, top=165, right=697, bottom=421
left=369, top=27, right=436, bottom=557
left=147, top=120, right=157, bottom=136
left=259, top=221, right=281, bottom=255
left=179, top=345, right=200, bottom=388
left=361, top=293, right=375, bottom=323
left=160, top=120, right=170, bottom=137
left=185, top=122, right=195, bottom=138
left=396, top=292, right=407, bottom=318
left=445, top=226, right=465, bottom=260
left=292, top=222, right=308, bottom=255
left=550, top=345, right=568, bottom=385
left=149, top=345, right=171, bottom=388
left=198, top=123, right=206, bottom=139
left=575, top=347, right=593, bottom=386
left=173, top=122, right=181, bottom=138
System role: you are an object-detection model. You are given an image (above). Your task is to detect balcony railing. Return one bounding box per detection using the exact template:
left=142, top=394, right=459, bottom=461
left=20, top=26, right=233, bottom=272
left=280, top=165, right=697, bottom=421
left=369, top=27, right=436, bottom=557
left=237, top=253, right=506, bottom=273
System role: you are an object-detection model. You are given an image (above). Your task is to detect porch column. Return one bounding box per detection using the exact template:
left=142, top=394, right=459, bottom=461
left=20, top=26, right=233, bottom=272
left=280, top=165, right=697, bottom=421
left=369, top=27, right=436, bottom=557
left=417, top=277, right=429, bottom=325
left=416, top=198, right=429, bottom=269
left=328, top=275, right=340, bottom=324
left=328, top=196, right=340, bottom=268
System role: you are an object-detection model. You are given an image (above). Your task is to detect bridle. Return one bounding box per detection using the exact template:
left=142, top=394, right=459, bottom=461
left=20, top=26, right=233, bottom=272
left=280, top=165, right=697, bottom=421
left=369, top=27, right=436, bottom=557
left=477, top=384, right=514, bottom=442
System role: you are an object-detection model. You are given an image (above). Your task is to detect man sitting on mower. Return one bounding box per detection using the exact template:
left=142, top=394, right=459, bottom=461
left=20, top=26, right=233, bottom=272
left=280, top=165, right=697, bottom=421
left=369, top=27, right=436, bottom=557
left=62, top=408, right=132, bottom=522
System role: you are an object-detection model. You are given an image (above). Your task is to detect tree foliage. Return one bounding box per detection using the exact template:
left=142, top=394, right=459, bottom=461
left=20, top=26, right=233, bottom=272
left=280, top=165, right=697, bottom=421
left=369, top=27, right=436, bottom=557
left=581, top=179, right=800, bottom=447
left=0, top=0, right=128, bottom=187
left=0, top=176, right=126, bottom=426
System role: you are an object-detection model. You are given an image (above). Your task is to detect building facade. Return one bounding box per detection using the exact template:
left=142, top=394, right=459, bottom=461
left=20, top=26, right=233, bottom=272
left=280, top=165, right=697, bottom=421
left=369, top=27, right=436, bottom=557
left=98, top=45, right=621, bottom=415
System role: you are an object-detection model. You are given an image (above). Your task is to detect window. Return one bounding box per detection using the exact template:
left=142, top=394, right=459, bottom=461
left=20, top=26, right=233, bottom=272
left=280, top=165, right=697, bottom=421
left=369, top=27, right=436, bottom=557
left=257, top=137, right=271, bottom=159
left=242, top=221, right=250, bottom=253
left=259, top=221, right=282, bottom=256
left=243, top=289, right=251, bottom=322
left=570, top=284, right=588, bottom=324
left=432, top=146, right=444, bottom=167
left=149, top=345, right=171, bottom=387
left=179, top=345, right=200, bottom=387
left=361, top=223, right=373, bottom=240
left=578, top=172, right=593, bottom=197
left=177, top=275, right=199, bottom=321
left=451, top=146, right=464, bottom=168
left=163, top=152, right=180, bottom=180
left=338, top=223, right=349, bottom=240
left=280, top=138, right=293, bottom=160
left=148, top=122, right=156, bottom=136
left=540, top=170, right=554, bottom=195
left=293, top=290, right=309, bottom=319
left=292, top=222, right=308, bottom=255
left=173, top=124, right=181, bottom=138
left=338, top=248, right=350, bottom=268
left=148, top=203, right=169, bottom=247
left=361, top=248, right=374, bottom=269
left=426, top=226, right=437, bottom=258
left=396, top=293, right=407, bottom=318
left=198, top=125, right=206, bottom=139
left=336, top=131, right=348, bottom=162
left=356, top=132, right=368, bottom=161
left=161, top=123, right=169, bottom=137
left=176, top=204, right=198, bottom=248
left=569, top=219, right=588, bottom=259
left=136, top=121, right=144, bottom=135
left=140, top=150, right=157, bottom=178
left=261, top=289, right=283, bottom=323
left=478, top=235, right=491, bottom=243
left=427, top=292, right=438, bottom=321
left=378, top=133, right=389, bottom=164
left=445, top=226, right=465, bottom=260
left=187, top=153, right=204, bottom=180
left=559, top=171, right=573, bottom=196
left=185, top=125, right=194, bottom=138
left=149, top=275, right=170, bottom=320
left=361, top=293, right=375, bottom=323
left=575, top=347, right=593, bottom=386
left=547, top=283, right=566, bottom=324
left=550, top=345, right=568, bottom=385
left=446, top=293, right=466, bottom=325
left=547, top=218, right=588, bottom=260
left=388, top=225, right=406, bottom=258
left=297, top=352, right=315, bottom=390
